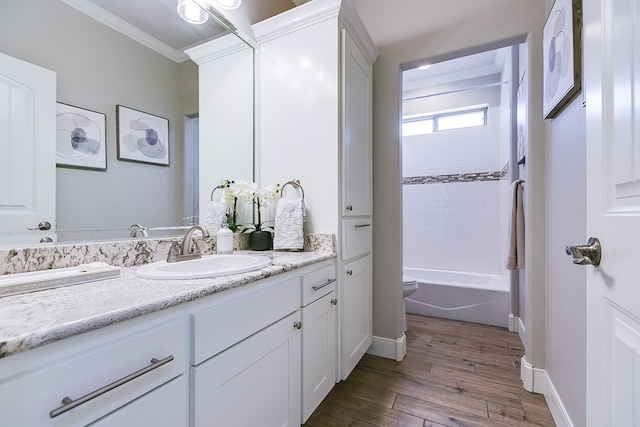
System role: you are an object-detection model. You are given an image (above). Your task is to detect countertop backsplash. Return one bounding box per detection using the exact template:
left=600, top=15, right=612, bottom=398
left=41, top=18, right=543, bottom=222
left=0, top=233, right=335, bottom=275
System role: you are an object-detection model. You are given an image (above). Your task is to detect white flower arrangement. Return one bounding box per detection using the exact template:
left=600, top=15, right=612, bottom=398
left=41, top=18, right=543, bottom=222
left=219, top=180, right=281, bottom=232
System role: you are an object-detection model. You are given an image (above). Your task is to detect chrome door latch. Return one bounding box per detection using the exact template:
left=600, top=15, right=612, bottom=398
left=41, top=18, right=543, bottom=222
left=565, top=237, right=601, bottom=267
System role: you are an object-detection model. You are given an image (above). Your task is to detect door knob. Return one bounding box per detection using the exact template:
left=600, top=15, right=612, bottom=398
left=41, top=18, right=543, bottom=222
left=27, top=221, right=51, bottom=231
left=565, top=237, right=601, bottom=267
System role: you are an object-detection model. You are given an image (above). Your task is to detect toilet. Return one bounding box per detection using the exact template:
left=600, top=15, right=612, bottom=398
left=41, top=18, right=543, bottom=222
left=402, top=274, right=418, bottom=332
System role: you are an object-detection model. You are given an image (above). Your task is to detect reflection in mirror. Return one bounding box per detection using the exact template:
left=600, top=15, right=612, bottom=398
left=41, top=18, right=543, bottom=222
left=0, top=0, right=255, bottom=247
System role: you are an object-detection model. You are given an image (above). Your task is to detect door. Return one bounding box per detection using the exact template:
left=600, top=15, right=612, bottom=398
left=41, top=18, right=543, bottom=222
left=0, top=51, right=56, bottom=244
left=584, top=0, right=640, bottom=425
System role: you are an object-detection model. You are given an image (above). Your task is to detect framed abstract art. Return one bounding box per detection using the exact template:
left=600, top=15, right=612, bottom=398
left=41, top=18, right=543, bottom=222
left=542, top=0, right=582, bottom=119
left=116, top=105, right=169, bottom=166
left=56, top=102, right=107, bottom=171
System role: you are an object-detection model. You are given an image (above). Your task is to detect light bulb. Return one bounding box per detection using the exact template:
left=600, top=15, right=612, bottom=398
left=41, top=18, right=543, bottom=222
left=177, top=0, right=209, bottom=24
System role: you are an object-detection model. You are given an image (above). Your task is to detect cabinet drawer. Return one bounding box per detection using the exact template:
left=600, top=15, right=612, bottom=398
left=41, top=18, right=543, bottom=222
left=301, top=262, right=336, bottom=306
left=0, top=318, right=186, bottom=427
left=341, top=218, right=372, bottom=261
left=191, top=276, right=300, bottom=365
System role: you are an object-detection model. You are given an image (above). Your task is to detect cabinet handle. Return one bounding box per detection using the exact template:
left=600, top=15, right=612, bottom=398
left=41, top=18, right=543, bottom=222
left=294, top=321, right=302, bottom=330
left=331, top=298, right=338, bottom=305
left=355, top=224, right=371, bottom=228
left=346, top=270, right=353, bottom=276
left=50, top=355, right=174, bottom=418
left=345, top=205, right=353, bottom=211
left=27, top=221, right=51, bottom=231
left=312, top=278, right=336, bottom=291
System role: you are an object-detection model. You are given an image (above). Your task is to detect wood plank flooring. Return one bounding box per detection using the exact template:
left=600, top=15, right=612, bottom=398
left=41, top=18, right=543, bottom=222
left=303, top=314, right=556, bottom=427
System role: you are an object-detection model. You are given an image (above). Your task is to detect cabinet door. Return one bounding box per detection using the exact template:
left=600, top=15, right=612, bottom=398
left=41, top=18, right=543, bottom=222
left=301, top=291, right=337, bottom=423
left=341, top=29, right=372, bottom=217
left=192, top=311, right=301, bottom=427
left=341, top=255, right=372, bottom=379
left=0, top=51, right=56, bottom=244
left=88, top=376, right=187, bottom=427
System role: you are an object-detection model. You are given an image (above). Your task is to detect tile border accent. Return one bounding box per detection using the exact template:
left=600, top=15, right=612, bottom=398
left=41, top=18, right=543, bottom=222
left=403, top=163, right=510, bottom=185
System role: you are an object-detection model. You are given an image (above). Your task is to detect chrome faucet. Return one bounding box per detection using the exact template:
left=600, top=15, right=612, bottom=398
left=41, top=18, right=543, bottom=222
left=129, top=223, right=148, bottom=238
left=170, top=225, right=209, bottom=262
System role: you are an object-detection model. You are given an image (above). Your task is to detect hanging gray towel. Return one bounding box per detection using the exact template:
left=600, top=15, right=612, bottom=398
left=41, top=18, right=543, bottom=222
left=273, top=198, right=305, bottom=250
left=505, top=180, right=525, bottom=270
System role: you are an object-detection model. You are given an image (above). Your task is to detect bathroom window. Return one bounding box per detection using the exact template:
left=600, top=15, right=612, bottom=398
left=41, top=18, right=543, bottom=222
left=402, top=107, right=487, bottom=136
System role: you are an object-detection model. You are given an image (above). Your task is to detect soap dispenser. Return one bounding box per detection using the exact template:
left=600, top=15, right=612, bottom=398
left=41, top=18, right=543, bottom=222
left=216, top=221, right=233, bottom=255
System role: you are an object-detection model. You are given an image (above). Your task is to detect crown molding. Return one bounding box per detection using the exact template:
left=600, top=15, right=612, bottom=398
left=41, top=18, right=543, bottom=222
left=253, top=0, right=342, bottom=44
left=185, top=32, right=252, bottom=64
left=59, top=0, right=189, bottom=63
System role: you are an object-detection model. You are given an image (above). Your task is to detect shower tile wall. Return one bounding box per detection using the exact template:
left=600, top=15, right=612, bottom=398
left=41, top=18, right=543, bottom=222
left=403, top=105, right=506, bottom=275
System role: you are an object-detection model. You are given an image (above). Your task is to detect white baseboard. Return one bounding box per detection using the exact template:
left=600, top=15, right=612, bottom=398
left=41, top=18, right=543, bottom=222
left=518, top=316, right=526, bottom=343
left=366, top=334, right=406, bottom=361
left=543, top=373, right=575, bottom=427
left=520, top=356, right=574, bottom=427
left=508, top=315, right=526, bottom=345
left=508, top=314, right=518, bottom=332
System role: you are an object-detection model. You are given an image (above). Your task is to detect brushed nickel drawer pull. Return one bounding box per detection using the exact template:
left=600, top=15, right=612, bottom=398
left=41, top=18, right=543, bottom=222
left=331, top=298, right=338, bottom=305
left=355, top=224, right=371, bottom=228
left=294, top=321, right=302, bottom=330
left=312, top=278, right=336, bottom=291
left=50, top=355, right=174, bottom=418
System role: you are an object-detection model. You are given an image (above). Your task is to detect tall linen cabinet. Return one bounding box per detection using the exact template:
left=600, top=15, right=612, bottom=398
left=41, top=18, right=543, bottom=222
left=255, top=0, right=378, bottom=380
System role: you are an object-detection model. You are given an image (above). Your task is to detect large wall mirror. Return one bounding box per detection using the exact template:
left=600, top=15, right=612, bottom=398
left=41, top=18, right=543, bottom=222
left=0, top=0, right=256, bottom=246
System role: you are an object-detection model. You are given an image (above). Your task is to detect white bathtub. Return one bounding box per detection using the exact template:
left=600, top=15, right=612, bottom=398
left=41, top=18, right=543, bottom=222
left=403, top=268, right=510, bottom=328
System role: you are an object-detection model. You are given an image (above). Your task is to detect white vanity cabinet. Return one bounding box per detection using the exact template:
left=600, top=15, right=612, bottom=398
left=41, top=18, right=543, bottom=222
left=189, top=275, right=302, bottom=427
left=0, top=313, right=189, bottom=427
left=300, top=261, right=337, bottom=423
left=255, top=0, right=377, bottom=381
left=0, top=255, right=339, bottom=426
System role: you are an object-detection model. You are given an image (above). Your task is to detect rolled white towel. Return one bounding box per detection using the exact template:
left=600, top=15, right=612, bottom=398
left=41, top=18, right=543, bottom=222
left=273, top=198, right=305, bottom=250
left=205, top=201, right=227, bottom=234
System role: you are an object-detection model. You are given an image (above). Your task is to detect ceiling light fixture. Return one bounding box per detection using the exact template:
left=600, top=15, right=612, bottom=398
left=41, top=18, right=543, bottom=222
left=212, top=0, right=242, bottom=10
left=177, top=0, right=209, bottom=24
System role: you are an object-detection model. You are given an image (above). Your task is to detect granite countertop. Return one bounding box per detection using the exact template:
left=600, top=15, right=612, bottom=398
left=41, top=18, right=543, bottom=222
left=0, top=250, right=335, bottom=359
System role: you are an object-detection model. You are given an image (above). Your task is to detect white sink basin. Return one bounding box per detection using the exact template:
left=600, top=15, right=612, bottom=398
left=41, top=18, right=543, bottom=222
left=135, top=254, right=271, bottom=280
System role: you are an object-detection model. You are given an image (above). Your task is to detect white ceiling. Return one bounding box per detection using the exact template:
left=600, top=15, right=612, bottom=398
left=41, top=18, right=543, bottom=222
left=71, top=0, right=518, bottom=52
left=66, top=0, right=297, bottom=60
left=69, top=0, right=512, bottom=79
left=350, top=0, right=522, bottom=49
left=402, top=48, right=507, bottom=92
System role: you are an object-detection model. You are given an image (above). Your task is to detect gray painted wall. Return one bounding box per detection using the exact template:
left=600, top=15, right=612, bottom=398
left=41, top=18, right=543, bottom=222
left=545, top=96, right=587, bottom=425
left=0, top=0, right=199, bottom=239
left=371, top=0, right=545, bottom=351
